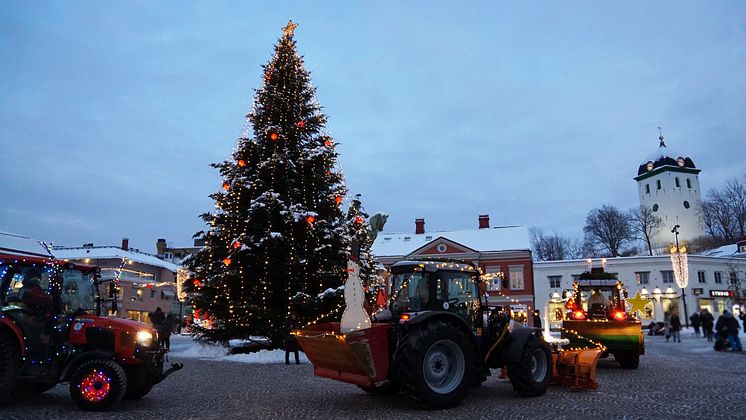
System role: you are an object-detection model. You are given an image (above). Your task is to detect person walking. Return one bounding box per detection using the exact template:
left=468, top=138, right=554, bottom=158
left=664, top=310, right=672, bottom=343
left=670, top=310, right=682, bottom=343
left=701, top=309, right=715, bottom=342
left=159, top=314, right=174, bottom=350
left=283, top=316, right=300, bottom=365
left=690, top=311, right=701, bottom=337
left=721, top=310, right=743, bottom=352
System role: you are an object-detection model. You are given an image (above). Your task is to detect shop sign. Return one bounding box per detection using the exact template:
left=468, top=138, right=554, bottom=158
left=710, top=290, right=734, bottom=298
left=692, top=288, right=704, bottom=296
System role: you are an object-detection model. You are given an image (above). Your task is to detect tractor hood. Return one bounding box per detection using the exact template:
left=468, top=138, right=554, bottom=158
left=72, top=315, right=156, bottom=335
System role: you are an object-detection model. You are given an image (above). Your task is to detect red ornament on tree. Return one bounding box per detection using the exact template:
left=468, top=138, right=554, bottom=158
left=238, top=159, right=246, bottom=167
left=222, top=182, right=230, bottom=191
left=264, top=72, right=271, bottom=82
left=296, top=120, right=305, bottom=128
left=355, top=215, right=363, bottom=225
left=232, top=241, right=241, bottom=249
left=306, top=215, right=316, bottom=226
left=335, top=195, right=342, bottom=205
left=146, top=283, right=153, bottom=289
left=269, top=132, right=279, bottom=141
left=324, top=140, right=333, bottom=147
left=223, top=258, right=232, bottom=266
left=193, top=279, right=203, bottom=287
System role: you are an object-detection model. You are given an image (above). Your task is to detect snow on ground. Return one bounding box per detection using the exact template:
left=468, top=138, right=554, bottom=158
left=168, top=334, right=309, bottom=364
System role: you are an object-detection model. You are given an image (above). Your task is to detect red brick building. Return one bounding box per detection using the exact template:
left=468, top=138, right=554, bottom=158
left=372, top=215, right=536, bottom=324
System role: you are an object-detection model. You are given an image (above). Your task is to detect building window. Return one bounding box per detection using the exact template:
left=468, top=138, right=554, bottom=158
left=509, top=266, right=524, bottom=290
left=548, top=275, right=561, bottom=288
left=485, top=266, right=502, bottom=291
left=571, top=274, right=581, bottom=282
left=730, top=272, right=738, bottom=284
left=635, top=272, right=650, bottom=285
left=715, top=271, right=722, bottom=284
left=697, top=271, right=706, bottom=284
left=661, top=270, right=675, bottom=284
left=686, top=178, right=692, bottom=188
left=645, top=184, right=650, bottom=194
left=151, top=289, right=156, bottom=299
left=657, top=180, right=662, bottom=190
left=675, top=177, right=680, bottom=187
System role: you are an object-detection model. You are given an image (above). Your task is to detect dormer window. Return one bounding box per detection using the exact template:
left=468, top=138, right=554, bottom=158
left=645, top=184, right=650, bottom=194
left=656, top=180, right=661, bottom=190
left=675, top=177, right=680, bottom=188
left=686, top=178, right=692, bottom=188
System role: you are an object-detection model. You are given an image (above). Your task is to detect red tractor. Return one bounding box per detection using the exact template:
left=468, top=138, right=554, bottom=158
left=0, top=234, right=181, bottom=410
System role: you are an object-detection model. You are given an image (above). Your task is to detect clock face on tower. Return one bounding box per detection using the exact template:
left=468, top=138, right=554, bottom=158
left=646, top=161, right=654, bottom=171
left=677, top=157, right=685, bottom=167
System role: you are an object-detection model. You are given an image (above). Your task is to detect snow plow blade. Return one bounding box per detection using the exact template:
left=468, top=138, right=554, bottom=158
left=294, top=322, right=391, bottom=387
left=552, top=348, right=602, bottom=390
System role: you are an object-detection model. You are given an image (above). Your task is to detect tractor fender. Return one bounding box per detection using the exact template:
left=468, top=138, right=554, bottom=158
left=407, top=311, right=473, bottom=335
left=498, top=327, right=542, bottom=363
left=60, top=350, right=117, bottom=381
left=0, top=316, right=25, bottom=355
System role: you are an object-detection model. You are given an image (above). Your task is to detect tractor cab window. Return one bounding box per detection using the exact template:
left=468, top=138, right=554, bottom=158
left=391, top=271, right=429, bottom=312
left=441, top=271, right=480, bottom=318
left=3, top=266, right=53, bottom=311
left=60, top=269, right=96, bottom=314
left=579, top=287, right=621, bottom=319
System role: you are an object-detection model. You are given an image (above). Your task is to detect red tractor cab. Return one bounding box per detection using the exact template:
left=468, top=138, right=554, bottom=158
left=0, top=233, right=182, bottom=410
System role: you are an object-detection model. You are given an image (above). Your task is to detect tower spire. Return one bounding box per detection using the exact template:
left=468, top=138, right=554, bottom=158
left=658, top=126, right=666, bottom=147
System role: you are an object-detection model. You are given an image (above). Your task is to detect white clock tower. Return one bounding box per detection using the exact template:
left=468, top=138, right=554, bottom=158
left=634, top=131, right=705, bottom=249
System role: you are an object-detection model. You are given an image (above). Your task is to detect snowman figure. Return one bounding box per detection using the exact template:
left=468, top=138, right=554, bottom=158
left=340, top=259, right=372, bottom=333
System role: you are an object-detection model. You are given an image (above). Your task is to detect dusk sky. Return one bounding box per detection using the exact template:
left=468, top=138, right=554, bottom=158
left=2, top=1, right=745, bottom=253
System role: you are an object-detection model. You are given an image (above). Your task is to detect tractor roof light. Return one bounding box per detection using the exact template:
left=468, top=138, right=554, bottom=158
left=572, top=310, right=586, bottom=320
left=612, top=311, right=627, bottom=321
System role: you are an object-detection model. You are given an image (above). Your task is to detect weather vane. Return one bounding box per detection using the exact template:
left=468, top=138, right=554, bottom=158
left=282, top=20, right=299, bottom=37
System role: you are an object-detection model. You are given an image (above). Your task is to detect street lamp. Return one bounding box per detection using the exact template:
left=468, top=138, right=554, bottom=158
left=670, top=225, right=690, bottom=328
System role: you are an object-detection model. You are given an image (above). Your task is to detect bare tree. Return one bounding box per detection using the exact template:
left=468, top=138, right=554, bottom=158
left=529, top=227, right=584, bottom=261
left=629, top=205, right=663, bottom=256
left=583, top=205, right=634, bottom=257
left=723, top=175, right=746, bottom=239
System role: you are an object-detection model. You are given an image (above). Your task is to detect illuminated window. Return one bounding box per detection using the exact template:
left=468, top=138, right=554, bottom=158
left=509, top=266, right=524, bottom=290
left=635, top=272, right=650, bottom=285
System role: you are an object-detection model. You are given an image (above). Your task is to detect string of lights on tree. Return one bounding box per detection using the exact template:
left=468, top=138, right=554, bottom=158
left=185, top=21, right=371, bottom=345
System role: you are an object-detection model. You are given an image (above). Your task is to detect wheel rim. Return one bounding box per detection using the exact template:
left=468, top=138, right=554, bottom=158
left=79, top=370, right=111, bottom=402
left=530, top=349, right=548, bottom=382
left=422, top=339, right=465, bottom=394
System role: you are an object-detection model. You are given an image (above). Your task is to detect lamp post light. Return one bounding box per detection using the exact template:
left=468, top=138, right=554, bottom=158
left=670, top=225, right=690, bottom=328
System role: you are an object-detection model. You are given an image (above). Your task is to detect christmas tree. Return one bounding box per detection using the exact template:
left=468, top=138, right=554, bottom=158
left=187, top=21, right=350, bottom=346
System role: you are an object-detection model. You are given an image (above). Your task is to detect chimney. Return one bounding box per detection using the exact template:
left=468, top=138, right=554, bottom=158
left=156, top=238, right=167, bottom=256
left=738, top=240, right=746, bottom=253
left=415, top=218, right=425, bottom=234
left=478, top=214, right=490, bottom=229
left=121, top=238, right=129, bottom=250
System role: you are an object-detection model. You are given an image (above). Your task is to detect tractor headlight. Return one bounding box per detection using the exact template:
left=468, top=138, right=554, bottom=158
left=136, top=330, right=154, bottom=347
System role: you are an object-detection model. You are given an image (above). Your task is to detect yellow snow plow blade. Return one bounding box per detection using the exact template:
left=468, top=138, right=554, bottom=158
left=552, top=348, right=602, bottom=390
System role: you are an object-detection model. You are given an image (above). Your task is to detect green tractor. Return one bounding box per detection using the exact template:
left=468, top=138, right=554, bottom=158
left=296, top=260, right=553, bottom=408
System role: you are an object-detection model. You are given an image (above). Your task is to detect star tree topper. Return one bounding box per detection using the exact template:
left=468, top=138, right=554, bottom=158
left=626, top=291, right=652, bottom=314
left=282, top=20, right=299, bottom=37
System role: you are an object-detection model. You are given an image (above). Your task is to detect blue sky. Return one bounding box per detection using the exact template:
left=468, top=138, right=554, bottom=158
left=1, top=1, right=745, bottom=252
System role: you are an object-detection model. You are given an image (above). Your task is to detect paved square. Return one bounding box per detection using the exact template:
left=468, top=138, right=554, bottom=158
left=3, top=331, right=745, bottom=419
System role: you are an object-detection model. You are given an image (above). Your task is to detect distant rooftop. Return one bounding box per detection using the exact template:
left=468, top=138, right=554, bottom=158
left=701, top=242, right=746, bottom=259
left=53, top=246, right=179, bottom=272
left=372, top=225, right=531, bottom=257
left=0, top=231, right=53, bottom=259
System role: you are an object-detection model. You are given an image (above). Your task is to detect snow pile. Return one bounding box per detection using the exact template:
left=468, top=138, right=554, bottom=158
left=169, top=336, right=309, bottom=364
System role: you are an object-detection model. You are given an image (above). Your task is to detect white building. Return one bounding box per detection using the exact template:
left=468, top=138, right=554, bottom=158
left=634, top=133, right=705, bottom=248
left=534, top=250, right=746, bottom=330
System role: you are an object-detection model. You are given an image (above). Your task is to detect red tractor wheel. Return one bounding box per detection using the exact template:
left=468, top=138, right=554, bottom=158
left=69, top=360, right=127, bottom=411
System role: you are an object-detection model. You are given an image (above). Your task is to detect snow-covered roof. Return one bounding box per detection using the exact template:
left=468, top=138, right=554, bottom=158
left=701, top=243, right=746, bottom=258
left=0, top=231, right=53, bottom=258
left=53, top=246, right=179, bottom=272
left=372, top=225, right=531, bottom=257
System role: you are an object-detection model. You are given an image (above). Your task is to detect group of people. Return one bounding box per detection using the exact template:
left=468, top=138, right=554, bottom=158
left=648, top=307, right=744, bottom=352
left=149, top=307, right=176, bottom=350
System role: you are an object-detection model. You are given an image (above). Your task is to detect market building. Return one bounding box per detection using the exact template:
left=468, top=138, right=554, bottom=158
left=53, top=238, right=179, bottom=324
left=534, top=246, right=746, bottom=330
left=372, top=215, right=537, bottom=325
